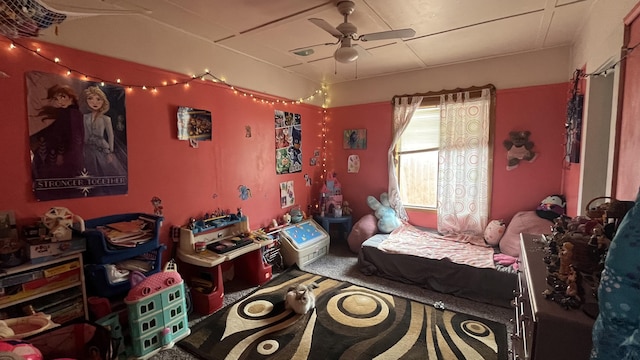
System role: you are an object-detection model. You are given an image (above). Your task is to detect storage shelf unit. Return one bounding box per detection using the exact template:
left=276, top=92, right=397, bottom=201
left=83, top=213, right=165, bottom=299
left=0, top=251, right=88, bottom=324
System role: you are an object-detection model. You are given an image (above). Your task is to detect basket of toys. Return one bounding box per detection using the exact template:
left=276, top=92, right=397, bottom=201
left=586, top=196, right=613, bottom=220
left=586, top=196, right=635, bottom=221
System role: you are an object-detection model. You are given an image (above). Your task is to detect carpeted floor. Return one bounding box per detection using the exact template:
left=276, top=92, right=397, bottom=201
left=151, top=238, right=513, bottom=359
left=178, top=267, right=509, bottom=360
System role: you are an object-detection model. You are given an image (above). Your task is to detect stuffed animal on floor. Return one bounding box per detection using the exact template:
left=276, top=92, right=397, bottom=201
left=367, top=192, right=401, bottom=233
left=285, top=283, right=318, bottom=314
left=503, top=130, right=537, bottom=170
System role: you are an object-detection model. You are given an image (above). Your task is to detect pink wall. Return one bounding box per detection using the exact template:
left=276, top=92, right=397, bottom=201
left=0, top=38, right=571, bottom=253
left=0, top=39, right=324, bottom=261
left=327, top=84, right=568, bottom=227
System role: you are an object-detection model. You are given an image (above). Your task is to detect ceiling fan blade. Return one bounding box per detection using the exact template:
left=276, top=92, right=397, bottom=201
left=359, top=28, right=416, bottom=42
left=290, top=39, right=340, bottom=52
left=353, top=44, right=371, bottom=58
left=308, top=18, right=343, bottom=38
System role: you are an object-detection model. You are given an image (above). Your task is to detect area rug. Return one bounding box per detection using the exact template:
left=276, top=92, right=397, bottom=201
left=178, top=268, right=508, bottom=360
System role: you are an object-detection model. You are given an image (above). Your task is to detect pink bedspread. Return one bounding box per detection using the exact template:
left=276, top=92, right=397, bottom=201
left=378, top=223, right=496, bottom=269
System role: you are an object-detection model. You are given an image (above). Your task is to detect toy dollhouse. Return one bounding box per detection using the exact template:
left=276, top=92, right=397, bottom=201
left=124, top=260, right=190, bottom=359
left=320, top=172, right=343, bottom=216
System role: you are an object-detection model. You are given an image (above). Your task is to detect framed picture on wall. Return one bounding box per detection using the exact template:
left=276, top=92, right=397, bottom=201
left=343, top=129, right=367, bottom=149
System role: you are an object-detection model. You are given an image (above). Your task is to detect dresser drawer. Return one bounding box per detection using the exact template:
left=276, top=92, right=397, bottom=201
left=512, top=269, right=534, bottom=360
left=518, top=233, right=594, bottom=360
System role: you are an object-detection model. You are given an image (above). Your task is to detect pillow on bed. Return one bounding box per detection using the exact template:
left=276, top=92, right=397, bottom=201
left=499, top=211, right=553, bottom=257
left=347, top=214, right=378, bottom=253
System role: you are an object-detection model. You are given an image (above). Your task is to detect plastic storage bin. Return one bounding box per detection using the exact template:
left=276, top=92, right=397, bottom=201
left=83, top=213, right=163, bottom=264
left=84, top=246, right=165, bottom=298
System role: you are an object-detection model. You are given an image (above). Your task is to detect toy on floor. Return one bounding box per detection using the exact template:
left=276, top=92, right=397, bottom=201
left=0, top=339, right=43, bottom=360
left=124, top=259, right=190, bottom=359
left=0, top=313, right=57, bottom=340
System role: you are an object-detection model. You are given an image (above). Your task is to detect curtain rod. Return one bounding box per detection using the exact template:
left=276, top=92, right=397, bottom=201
left=391, top=84, right=496, bottom=103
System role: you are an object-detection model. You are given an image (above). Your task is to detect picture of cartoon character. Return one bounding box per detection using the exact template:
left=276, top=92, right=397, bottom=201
left=27, top=71, right=129, bottom=200
left=288, top=126, right=302, bottom=172
left=30, top=84, right=85, bottom=179
left=82, top=86, right=126, bottom=176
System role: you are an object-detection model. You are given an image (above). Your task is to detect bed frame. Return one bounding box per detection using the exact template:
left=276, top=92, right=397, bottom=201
left=358, top=234, right=517, bottom=308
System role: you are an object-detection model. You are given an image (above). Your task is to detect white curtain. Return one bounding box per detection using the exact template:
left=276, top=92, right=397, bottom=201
left=389, top=96, right=423, bottom=220
left=437, top=89, right=491, bottom=235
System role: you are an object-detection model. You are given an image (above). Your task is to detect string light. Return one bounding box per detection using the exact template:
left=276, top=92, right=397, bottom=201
left=6, top=40, right=325, bottom=104
left=581, top=40, right=639, bottom=78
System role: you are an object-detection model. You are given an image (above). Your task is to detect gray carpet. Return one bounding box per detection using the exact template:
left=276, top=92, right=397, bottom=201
left=152, top=239, right=513, bottom=359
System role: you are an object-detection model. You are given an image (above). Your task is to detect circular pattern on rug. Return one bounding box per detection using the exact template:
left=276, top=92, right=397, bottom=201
left=243, top=300, right=274, bottom=317
left=257, top=340, right=279, bottom=355
left=327, top=290, right=389, bottom=327
left=461, top=319, right=491, bottom=337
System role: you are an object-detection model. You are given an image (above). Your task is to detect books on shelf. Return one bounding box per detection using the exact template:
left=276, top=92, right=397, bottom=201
left=97, top=216, right=156, bottom=247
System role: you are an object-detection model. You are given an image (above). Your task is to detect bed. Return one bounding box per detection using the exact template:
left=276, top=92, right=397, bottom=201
left=357, top=211, right=554, bottom=308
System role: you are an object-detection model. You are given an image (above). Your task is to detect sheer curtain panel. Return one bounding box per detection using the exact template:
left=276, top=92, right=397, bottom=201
left=389, top=96, right=423, bottom=221
left=437, top=89, right=491, bottom=235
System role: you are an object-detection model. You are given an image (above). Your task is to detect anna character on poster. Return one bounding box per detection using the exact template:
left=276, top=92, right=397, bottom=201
left=30, top=84, right=84, bottom=179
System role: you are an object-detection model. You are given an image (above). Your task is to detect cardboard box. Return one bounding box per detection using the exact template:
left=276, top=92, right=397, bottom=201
left=0, top=268, right=44, bottom=288
left=22, top=268, right=80, bottom=291
left=43, top=260, right=80, bottom=277
left=26, top=238, right=86, bottom=260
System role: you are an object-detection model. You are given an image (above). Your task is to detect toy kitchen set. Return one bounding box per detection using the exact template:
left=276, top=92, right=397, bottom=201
left=176, top=213, right=274, bottom=315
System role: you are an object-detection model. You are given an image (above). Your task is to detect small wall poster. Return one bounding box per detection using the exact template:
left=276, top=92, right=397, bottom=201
left=177, top=106, right=212, bottom=148
left=280, top=181, right=295, bottom=208
left=275, top=110, right=302, bottom=174
left=348, top=155, right=361, bottom=173
left=343, top=129, right=367, bottom=149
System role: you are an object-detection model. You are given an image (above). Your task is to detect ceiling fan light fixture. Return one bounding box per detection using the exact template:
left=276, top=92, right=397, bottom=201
left=334, top=46, right=358, bottom=63
left=293, top=49, right=314, bottom=56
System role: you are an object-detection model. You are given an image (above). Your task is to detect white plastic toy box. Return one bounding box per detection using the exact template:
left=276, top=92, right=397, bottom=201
left=279, top=219, right=329, bottom=267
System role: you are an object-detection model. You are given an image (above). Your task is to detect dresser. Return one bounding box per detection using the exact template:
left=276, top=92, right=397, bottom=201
left=512, top=233, right=596, bottom=360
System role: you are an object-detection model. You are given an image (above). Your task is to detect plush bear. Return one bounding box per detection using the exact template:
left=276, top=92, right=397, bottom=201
left=366, top=192, right=401, bottom=233
left=503, top=130, right=537, bottom=170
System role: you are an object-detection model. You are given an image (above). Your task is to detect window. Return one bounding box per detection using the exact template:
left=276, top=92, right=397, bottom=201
left=396, top=106, right=440, bottom=209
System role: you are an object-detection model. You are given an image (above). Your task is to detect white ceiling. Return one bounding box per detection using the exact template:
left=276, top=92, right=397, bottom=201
left=16, top=0, right=593, bottom=86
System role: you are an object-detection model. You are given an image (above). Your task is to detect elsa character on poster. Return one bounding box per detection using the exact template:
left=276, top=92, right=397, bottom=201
left=82, top=86, right=126, bottom=176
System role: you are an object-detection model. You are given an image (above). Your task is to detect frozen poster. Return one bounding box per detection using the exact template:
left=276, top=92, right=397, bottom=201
left=27, top=71, right=128, bottom=201
left=275, top=110, right=302, bottom=174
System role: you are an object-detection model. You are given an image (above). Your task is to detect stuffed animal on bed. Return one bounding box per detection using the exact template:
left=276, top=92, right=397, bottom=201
left=536, top=194, right=566, bottom=220
left=367, top=192, right=401, bottom=233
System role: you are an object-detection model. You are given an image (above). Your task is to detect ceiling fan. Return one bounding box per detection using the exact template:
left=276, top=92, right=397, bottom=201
left=292, top=0, right=416, bottom=63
